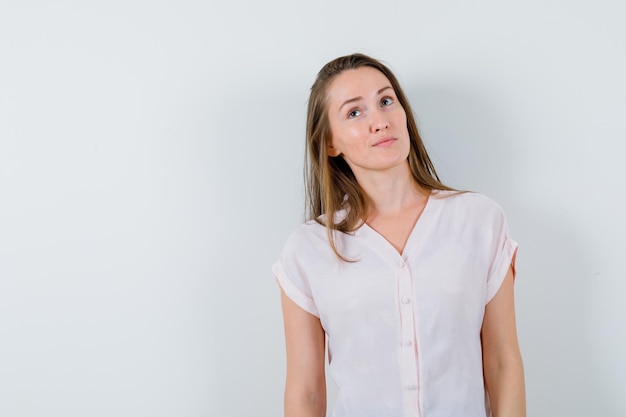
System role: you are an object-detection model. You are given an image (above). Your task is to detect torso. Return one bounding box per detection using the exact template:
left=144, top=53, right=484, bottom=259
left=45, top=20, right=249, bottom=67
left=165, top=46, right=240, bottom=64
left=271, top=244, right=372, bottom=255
left=365, top=194, right=428, bottom=254
left=274, top=191, right=518, bottom=417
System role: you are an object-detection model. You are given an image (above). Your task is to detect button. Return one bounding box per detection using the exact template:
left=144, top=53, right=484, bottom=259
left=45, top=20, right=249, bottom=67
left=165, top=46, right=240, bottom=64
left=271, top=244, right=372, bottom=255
left=397, top=260, right=405, bottom=268
left=405, top=340, right=413, bottom=347
left=401, top=297, right=411, bottom=304
left=407, top=384, right=418, bottom=390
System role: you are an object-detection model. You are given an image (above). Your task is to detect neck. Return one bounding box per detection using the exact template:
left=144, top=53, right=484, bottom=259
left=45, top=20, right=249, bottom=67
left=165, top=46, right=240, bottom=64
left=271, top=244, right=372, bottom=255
left=353, top=162, right=429, bottom=217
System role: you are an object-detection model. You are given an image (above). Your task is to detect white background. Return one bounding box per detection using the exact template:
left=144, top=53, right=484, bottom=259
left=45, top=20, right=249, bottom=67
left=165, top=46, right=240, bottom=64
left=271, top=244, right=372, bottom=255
left=1, top=1, right=625, bottom=416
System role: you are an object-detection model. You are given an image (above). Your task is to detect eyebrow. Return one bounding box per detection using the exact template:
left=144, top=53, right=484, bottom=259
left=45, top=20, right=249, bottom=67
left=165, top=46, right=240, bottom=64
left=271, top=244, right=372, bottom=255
left=338, top=86, right=393, bottom=112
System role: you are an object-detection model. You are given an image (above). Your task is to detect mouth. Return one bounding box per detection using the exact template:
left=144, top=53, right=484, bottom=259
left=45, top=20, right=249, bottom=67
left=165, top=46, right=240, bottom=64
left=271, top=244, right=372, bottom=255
left=373, top=137, right=397, bottom=147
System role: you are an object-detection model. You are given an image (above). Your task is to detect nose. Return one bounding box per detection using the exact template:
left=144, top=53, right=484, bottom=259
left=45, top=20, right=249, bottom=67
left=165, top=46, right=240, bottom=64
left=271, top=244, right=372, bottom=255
left=369, top=109, right=390, bottom=133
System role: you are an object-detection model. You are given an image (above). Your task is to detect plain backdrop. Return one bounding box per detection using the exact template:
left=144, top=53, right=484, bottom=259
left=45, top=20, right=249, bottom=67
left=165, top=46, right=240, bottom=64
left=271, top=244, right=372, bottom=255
left=1, top=0, right=625, bottom=416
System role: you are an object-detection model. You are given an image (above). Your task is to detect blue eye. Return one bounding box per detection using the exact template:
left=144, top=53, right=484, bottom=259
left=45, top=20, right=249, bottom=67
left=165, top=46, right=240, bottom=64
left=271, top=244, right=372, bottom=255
left=381, top=97, right=394, bottom=106
left=348, top=109, right=361, bottom=118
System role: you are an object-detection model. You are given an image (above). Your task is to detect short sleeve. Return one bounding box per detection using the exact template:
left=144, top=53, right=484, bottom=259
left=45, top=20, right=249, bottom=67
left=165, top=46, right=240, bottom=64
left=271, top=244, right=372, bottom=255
left=484, top=203, right=518, bottom=304
left=272, top=229, right=320, bottom=317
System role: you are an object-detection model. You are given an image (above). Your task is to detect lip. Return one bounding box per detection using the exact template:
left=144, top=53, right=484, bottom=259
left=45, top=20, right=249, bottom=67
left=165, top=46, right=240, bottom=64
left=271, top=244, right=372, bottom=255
left=373, top=137, right=397, bottom=147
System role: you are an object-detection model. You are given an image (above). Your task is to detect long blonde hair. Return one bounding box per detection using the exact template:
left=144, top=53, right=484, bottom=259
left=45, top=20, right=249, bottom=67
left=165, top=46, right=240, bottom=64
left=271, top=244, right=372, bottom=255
left=305, top=53, right=453, bottom=260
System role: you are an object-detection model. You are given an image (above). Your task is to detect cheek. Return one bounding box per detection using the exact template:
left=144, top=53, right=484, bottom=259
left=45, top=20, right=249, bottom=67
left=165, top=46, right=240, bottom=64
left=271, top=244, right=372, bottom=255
left=395, top=109, right=408, bottom=127
left=335, top=126, right=361, bottom=149
left=346, top=123, right=368, bottom=141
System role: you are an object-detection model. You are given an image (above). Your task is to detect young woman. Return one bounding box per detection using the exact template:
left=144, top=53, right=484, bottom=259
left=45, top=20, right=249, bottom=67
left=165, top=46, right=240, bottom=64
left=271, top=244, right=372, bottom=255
left=273, top=53, right=525, bottom=417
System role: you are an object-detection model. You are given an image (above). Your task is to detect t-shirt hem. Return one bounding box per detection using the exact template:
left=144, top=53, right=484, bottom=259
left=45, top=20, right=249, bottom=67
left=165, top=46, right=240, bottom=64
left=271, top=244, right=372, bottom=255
left=485, top=236, right=518, bottom=304
left=272, top=261, right=320, bottom=317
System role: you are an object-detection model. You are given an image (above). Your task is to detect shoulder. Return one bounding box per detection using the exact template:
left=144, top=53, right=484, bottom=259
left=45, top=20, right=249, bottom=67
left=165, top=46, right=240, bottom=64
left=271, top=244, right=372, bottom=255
left=282, top=207, right=352, bottom=251
left=276, top=219, right=347, bottom=285
left=279, top=219, right=336, bottom=261
left=430, top=190, right=510, bottom=234
left=435, top=190, right=505, bottom=216
left=283, top=220, right=326, bottom=248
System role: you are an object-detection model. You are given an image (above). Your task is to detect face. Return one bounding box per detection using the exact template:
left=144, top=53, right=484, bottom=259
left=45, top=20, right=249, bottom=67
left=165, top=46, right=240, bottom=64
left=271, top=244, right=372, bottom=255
left=326, top=66, right=410, bottom=179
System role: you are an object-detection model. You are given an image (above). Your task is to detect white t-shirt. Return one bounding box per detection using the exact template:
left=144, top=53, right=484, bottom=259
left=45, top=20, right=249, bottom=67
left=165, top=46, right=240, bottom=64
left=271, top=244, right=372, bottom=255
left=273, top=191, right=518, bottom=417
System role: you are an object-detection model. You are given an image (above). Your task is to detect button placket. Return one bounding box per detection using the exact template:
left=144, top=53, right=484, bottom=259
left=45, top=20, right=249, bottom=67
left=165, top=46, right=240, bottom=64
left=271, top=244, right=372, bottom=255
left=397, top=257, right=420, bottom=415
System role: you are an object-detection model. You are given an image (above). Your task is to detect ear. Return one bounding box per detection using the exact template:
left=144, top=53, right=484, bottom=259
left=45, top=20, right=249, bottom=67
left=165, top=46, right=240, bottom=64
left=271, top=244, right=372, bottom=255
left=327, top=141, right=341, bottom=157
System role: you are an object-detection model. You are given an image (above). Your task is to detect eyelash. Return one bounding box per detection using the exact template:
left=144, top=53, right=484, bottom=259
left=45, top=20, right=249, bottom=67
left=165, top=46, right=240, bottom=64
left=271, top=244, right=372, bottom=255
left=381, top=97, right=394, bottom=106
left=348, top=109, right=361, bottom=118
left=347, top=97, right=394, bottom=119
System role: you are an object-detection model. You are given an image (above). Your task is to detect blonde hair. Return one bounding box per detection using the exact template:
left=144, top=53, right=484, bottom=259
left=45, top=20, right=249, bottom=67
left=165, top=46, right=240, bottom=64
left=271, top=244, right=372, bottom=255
left=305, top=53, right=453, bottom=260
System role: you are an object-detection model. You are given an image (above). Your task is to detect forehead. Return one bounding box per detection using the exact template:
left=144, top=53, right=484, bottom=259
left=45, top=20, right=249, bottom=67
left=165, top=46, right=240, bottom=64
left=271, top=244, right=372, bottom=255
left=326, top=67, right=392, bottom=106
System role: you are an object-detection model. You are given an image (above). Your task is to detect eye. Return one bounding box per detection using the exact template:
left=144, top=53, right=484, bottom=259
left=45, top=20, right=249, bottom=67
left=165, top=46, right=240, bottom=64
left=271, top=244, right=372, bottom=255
left=347, top=109, right=362, bottom=119
left=381, top=97, right=394, bottom=106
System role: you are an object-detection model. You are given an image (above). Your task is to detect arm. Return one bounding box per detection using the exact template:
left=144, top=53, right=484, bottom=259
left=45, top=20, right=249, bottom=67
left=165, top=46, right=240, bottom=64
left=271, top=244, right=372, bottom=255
left=481, top=266, right=526, bottom=417
left=280, top=289, right=327, bottom=417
